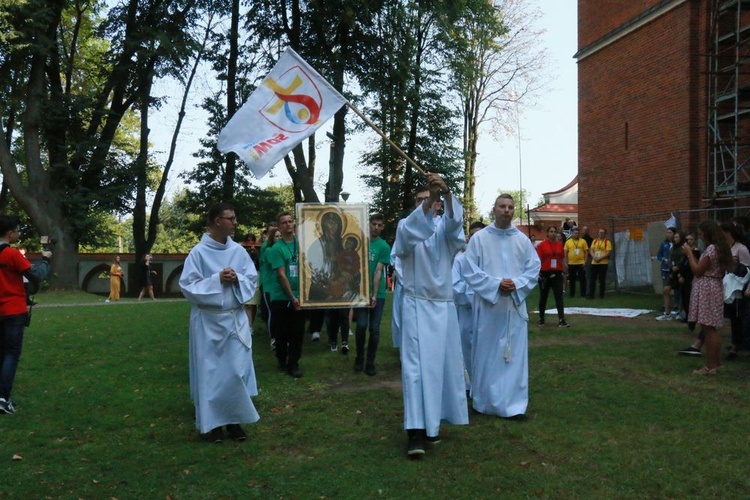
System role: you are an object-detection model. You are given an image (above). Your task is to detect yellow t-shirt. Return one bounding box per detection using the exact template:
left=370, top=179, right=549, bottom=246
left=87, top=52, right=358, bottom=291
left=590, top=238, right=612, bottom=265
left=564, top=237, right=589, bottom=265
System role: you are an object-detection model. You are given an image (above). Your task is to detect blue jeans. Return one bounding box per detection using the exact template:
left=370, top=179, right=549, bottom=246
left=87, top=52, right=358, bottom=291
left=0, top=314, right=27, bottom=400
left=354, top=298, right=386, bottom=365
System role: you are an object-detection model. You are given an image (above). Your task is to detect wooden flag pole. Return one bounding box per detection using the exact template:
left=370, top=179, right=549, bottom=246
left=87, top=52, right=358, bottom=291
left=345, top=101, right=427, bottom=176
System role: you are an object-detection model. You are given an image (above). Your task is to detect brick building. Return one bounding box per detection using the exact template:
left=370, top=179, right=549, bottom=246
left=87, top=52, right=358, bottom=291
left=576, top=0, right=750, bottom=232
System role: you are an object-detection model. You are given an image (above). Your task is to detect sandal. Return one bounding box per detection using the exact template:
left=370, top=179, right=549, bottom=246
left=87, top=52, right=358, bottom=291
left=692, top=366, right=717, bottom=376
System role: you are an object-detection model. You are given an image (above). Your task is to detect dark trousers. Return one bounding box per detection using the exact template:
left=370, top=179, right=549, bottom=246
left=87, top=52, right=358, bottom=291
left=681, top=279, right=693, bottom=316
left=741, top=303, right=750, bottom=350
left=588, top=264, right=608, bottom=299
left=726, top=299, right=745, bottom=348
left=308, top=309, right=325, bottom=334
left=271, top=300, right=305, bottom=369
left=327, top=308, right=350, bottom=345
left=567, top=264, right=586, bottom=298
left=538, top=271, right=564, bottom=322
left=354, top=298, right=386, bottom=364
left=0, top=314, right=26, bottom=400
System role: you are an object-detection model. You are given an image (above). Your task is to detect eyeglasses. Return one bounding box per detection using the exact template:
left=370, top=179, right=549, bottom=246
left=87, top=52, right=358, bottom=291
left=218, top=216, right=237, bottom=222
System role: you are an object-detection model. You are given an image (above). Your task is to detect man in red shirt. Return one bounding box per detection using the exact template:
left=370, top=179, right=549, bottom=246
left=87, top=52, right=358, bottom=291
left=0, top=215, right=52, bottom=415
left=536, top=226, right=569, bottom=327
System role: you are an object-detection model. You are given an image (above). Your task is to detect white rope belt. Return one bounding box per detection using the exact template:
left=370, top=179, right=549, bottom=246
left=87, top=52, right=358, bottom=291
left=403, top=291, right=454, bottom=303
left=197, top=306, right=252, bottom=351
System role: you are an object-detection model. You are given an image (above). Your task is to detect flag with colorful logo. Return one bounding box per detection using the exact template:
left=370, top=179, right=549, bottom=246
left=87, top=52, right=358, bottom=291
left=217, top=48, right=347, bottom=179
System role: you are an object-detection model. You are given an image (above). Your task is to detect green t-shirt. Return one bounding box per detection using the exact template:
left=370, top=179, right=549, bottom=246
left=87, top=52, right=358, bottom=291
left=258, top=240, right=272, bottom=291
left=368, top=236, right=391, bottom=299
left=266, top=237, right=300, bottom=301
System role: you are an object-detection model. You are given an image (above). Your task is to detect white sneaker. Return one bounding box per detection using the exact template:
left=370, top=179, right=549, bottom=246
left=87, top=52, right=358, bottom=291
left=655, top=314, right=673, bottom=321
left=311, top=332, right=321, bottom=342
left=105, top=299, right=110, bottom=303
left=0, top=397, right=15, bottom=414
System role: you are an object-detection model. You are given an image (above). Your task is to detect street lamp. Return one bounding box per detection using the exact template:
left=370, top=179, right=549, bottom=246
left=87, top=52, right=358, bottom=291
left=340, top=191, right=350, bottom=202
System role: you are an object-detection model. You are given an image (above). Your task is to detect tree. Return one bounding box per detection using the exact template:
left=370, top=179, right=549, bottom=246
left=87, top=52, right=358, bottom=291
left=0, top=0, right=205, bottom=287
left=357, top=0, right=464, bottom=240
left=444, top=0, right=548, bottom=226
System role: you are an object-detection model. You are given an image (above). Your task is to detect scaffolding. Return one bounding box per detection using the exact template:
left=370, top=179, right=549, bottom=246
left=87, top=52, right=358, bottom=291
left=708, top=0, right=750, bottom=199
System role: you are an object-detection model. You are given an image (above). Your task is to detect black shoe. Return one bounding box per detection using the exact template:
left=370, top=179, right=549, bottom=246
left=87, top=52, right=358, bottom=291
left=558, top=319, right=570, bottom=328
left=365, top=363, right=377, bottom=376
left=341, top=342, right=349, bottom=354
left=426, top=434, right=441, bottom=445
left=205, top=427, right=224, bottom=443
left=277, top=360, right=287, bottom=372
left=354, top=358, right=364, bottom=372
left=225, top=424, right=247, bottom=441
left=678, top=346, right=701, bottom=357
left=503, top=414, right=528, bottom=422
left=538, top=319, right=545, bottom=327
left=287, top=366, right=304, bottom=378
left=407, top=430, right=425, bottom=457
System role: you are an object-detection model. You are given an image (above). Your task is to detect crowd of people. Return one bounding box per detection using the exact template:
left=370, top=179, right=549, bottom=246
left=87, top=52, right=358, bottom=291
left=655, top=219, right=750, bottom=375
left=177, top=185, right=747, bottom=455
left=5, top=188, right=749, bottom=457
left=175, top=175, right=550, bottom=457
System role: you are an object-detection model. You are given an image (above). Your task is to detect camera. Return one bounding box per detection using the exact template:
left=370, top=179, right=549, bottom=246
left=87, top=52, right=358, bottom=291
left=40, top=235, right=57, bottom=252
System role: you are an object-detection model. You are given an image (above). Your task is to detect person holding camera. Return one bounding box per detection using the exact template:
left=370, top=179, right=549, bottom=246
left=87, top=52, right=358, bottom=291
left=0, top=215, right=52, bottom=415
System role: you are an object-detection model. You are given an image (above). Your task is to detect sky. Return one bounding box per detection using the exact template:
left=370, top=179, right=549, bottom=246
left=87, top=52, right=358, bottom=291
left=153, top=0, right=578, bottom=218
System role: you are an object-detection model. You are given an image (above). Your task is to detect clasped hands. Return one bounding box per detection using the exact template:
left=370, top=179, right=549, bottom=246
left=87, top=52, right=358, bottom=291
left=499, top=278, right=515, bottom=294
left=220, top=267, right=238, bottom=284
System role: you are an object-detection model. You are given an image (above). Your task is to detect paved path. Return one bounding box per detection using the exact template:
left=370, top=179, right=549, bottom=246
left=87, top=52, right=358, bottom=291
left=35, top=297, right=187, bottom=308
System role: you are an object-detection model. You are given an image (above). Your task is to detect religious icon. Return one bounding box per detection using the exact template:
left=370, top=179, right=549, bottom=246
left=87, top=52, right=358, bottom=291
left=297, top=203, right=370, bottom=308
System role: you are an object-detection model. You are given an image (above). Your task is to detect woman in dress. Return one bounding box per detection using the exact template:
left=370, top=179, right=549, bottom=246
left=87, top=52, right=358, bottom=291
left=682, top=220, right=733, bottom=374
left=137, top=253, right=157, bottom=301
left=106, top=255, right=124, bottom=302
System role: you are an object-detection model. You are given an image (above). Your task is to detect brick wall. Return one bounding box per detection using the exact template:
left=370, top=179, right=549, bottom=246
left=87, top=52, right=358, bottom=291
left=578, top=0, right=664, bottom=48
left=577, top=1, right=709, bottom=232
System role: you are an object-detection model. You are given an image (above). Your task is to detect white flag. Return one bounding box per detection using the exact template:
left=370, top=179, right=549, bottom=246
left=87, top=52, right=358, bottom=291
left=217, top=48, right=347, bottom=179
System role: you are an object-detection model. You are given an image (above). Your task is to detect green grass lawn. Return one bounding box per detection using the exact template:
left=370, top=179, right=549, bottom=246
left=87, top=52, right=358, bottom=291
left=2, top=289, right=750, bottom=498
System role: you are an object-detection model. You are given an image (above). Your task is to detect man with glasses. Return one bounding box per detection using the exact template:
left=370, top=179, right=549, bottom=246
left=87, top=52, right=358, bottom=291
left=179, top=203, right=260, bottom=443
left=0, top=215, right=52, bottom=415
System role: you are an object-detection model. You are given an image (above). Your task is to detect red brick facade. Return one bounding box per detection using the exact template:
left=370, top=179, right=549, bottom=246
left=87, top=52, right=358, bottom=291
left=577, top=0, right=710, bottom=231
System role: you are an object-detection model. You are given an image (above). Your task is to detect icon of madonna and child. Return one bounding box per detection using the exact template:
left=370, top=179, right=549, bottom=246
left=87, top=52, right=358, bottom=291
left=297, top=204, right=370, bottom=307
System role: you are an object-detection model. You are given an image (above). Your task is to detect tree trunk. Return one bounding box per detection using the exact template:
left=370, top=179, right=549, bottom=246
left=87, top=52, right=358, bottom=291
left=222, top=0, right=240, bottom=202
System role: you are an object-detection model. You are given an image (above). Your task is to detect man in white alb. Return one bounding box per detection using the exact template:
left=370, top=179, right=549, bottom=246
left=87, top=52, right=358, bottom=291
left=180, top=202, right=260, bottom=443
left=393, top=173, right=468, bottom=457
left=459, top=194, right=540, bottom=419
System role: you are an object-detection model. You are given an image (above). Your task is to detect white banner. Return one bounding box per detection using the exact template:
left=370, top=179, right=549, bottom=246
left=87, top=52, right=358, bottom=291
left=217, top=48, right=346, bottom=179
